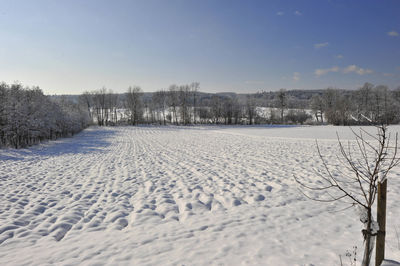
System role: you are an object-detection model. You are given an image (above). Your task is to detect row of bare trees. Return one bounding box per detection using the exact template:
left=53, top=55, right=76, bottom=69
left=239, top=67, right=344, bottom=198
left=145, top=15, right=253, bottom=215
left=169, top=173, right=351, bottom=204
left=79, top=82, right=400, bottom=127
left=0, top=82, right=90, bottom=148
left=82, top=84, right=313, bottom=126
left=79, top=88, right=119, bottom=126
left=146, top=83, right=200, bottom=125
left=311, top=83, right=400, bottom=125
left=79, top=86, right=144, bottom=126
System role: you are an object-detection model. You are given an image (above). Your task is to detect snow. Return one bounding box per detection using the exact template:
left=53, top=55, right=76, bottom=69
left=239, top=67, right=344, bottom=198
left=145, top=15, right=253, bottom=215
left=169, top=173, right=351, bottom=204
left=1, top=125, right=399, bottom=265
left=381, top=259, right=400, bottom=266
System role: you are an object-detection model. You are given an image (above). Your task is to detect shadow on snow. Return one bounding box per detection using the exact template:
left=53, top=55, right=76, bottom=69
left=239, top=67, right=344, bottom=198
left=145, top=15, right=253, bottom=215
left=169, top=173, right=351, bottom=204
left=0, top=127, right=117, bottom=161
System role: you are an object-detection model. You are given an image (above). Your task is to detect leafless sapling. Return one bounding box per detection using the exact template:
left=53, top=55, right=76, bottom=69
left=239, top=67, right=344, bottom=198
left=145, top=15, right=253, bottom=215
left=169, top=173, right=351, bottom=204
left=295, top=124, right=400, bottom=266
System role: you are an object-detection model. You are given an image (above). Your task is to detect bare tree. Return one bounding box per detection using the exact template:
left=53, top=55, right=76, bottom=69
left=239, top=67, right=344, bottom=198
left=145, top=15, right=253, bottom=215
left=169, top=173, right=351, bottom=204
left=285, top=109, right=311, bottom=125
left=295, top=125, right=400, bottom=266
left=106, top=90, right=119, bottom=125
left=310, top=94, right=324, bottom=123
left=92, top=88, right=107, bottom=126
left=179, top=85, right=191, bottom=125
left=79, top=91, right=93, bottom=121
left=168, top=85, right=179, bottom=125
left=142, top=97, right=151, bottom=124
left=222, top=97, right=234, bottom=124
left=198, top=106, right=211, bottom=124
left=246, top=95, right=257, bottom=125
left=371, top=85, right=396, bottom=125
left=190, top=82, right=200, bottom=124
left=125, top=86, right=143, bottom=125
left=354, top=83, right=374, bottom=123
left=0, top=82, right=8, bottom=146
left=232, top=96, right=242, bottom=124
left=275, top=89, right=287, bottom=123
left=210, top=95, right=222, bottom=124
left=153, top=89, right=168, bottom=125
left=322, top=88, right=352, bottom=125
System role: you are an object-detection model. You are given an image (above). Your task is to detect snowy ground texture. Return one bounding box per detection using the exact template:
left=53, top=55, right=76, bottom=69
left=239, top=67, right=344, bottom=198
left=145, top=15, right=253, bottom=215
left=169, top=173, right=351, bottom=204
left=1, top=125, right=399, bottom=265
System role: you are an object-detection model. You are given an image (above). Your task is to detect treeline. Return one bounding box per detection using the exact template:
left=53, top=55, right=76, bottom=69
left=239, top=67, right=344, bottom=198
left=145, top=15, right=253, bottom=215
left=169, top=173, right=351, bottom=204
left=81, top=82, right=400, bottom=127
left=3, top=81, right=398, bottom=149
left=82, top=83, right=313, bottom=126
left=310, top=83, right=400, bottom=125
left=0, top=82, right=90, bottom=148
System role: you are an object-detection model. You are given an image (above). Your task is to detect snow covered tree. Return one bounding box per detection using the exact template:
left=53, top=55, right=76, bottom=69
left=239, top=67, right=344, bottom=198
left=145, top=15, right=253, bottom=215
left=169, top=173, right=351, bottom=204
left=0, top=82, right=90, bottom=148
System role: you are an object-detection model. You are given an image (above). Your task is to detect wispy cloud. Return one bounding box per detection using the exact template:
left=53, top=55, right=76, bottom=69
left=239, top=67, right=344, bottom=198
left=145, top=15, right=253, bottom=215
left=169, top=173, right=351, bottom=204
left=315, top=66, right=339, bottom=77
left=245, top=80, right=265, bottom=85
left=314, top=42, right=329, bottom=49
left=276, top=11, right=284, bottom=16
left=388, top=30, right=399, bottom=37
left=343, top=65, right=373, bottom=75
left=335, top=54, right=343, bottom=59
left=383, top=73, right=394, bottom=77
left=292, top=72, right=300, bottom=82
left=315, top=65, right=373, bottom=77
left=294, top=10, right=302, bottom=16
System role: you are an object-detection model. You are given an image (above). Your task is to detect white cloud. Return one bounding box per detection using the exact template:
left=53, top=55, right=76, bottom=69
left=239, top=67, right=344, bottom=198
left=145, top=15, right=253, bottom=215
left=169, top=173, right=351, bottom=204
left=314, top=42, right=329, bottom=49
left=315, top=65, right=373, bottom=77
left=314, top=66, right=339, bottom=77
left=335, top=54, right=343, bottom=59
left=383, top=73, right=393, bottom=77
left=276, top=11, right=284, bottom=16
left=292, top=72, right=300, bottom=82
left=388, top=30, right=399, bottom=37
left=343, top=65, right=373, bottom=75
left=245, top=80, right=265, bottom=85
left=294, top=10, right=302, bottom=16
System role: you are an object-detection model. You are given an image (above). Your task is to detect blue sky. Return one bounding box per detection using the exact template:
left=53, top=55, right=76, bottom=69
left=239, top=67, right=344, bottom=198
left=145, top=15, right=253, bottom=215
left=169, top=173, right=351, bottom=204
left=0, top=0, right=399, bottom=94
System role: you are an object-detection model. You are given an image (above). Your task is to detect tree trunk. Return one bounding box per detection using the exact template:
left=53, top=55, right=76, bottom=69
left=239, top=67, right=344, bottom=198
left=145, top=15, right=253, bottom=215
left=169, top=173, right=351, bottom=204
left=362, top=207, right=373, bottom=266
left=376, top=179, right=387, bottom=266
left=315, top=113, right=319, bottom=123
left=173, top=107, right=178, bottom=125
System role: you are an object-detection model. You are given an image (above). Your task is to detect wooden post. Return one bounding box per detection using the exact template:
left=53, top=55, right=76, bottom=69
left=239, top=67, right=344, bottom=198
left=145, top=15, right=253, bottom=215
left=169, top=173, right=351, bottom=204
left=376, top=179, right=387, bottom=266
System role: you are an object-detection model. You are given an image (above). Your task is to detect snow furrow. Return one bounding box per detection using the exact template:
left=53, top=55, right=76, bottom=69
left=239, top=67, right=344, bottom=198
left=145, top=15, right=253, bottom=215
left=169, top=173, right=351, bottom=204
left=0, top=126, right=399, bottom=265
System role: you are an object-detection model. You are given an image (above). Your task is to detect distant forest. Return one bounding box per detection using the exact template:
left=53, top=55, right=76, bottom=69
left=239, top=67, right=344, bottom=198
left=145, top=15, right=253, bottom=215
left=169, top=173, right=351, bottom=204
left=1, top=81, right=400, bottom=148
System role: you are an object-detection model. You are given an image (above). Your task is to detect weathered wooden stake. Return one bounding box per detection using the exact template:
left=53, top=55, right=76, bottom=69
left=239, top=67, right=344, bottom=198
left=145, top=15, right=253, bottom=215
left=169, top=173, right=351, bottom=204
left=376, top=179, right=387, bottom=266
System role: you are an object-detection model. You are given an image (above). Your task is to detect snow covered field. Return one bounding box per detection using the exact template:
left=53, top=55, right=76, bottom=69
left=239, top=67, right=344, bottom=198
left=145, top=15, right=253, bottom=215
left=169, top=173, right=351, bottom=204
left=1, top=125, right=399, bottom=265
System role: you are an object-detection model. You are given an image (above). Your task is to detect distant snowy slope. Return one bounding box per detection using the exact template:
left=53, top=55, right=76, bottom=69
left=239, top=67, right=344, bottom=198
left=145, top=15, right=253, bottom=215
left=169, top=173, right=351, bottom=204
left=206, top=124, right=400, bottom=140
